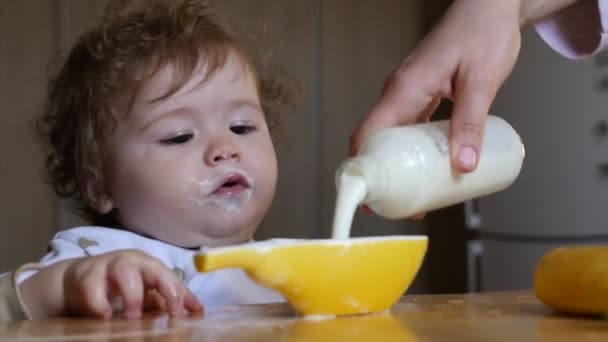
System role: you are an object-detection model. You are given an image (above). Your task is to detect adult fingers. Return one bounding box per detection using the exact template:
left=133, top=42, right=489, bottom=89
left=350, top=68, right=438, bottom=156
left=448, top=64, right=497, bottom=172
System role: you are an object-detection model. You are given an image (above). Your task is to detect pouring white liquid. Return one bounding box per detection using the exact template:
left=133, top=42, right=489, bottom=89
left=331, top=115, right=525, bottom=240
left=331, top=173, right=367, bottom=239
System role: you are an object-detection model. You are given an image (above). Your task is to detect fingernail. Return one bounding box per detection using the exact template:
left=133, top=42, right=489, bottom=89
left=170, top=295, right=183, bottom=316
left=169, top=302, right=180, bottom=316
left=457, top=145, right=477, bottom=169
left=361, top=205, right=374, bottom=215
left=101, top=308, right=112, bottom=320
left=126, top=308, right=141, bottom=319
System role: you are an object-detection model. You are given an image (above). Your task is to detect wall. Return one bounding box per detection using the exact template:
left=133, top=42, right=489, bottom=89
left=0, top=1, right=59, bottom=272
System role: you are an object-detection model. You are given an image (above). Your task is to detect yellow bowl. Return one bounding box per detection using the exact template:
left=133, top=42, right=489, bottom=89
left=193, top=236, right=427, bottom=316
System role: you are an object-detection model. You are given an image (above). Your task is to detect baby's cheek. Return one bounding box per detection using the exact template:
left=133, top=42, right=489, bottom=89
left=115, top=177, right=180, bottom=222
left=251, top=156, right=278, bottom=210
left=259, top=153, right=278, bottom=189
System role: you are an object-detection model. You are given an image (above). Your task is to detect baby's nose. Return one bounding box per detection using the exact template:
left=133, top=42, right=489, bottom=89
left=205, top=139, right=240, bottom=165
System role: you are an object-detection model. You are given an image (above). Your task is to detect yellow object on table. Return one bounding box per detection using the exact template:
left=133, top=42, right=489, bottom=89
left=534, top=246, right=608, bottom=316
left=194, top=236, right=427, bottom=316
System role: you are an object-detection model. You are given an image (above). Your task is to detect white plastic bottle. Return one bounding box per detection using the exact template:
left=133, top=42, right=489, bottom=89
left=331, top=115, right=525, bottom=239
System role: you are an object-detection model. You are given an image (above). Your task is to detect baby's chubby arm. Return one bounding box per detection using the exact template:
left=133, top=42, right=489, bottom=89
left=19, top=250, right=203, bottom=319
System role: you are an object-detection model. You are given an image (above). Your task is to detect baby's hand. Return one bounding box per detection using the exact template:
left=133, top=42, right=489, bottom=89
left=21, top=250, right=203, bottom=319
left=60, top=250, right=203, bottom=319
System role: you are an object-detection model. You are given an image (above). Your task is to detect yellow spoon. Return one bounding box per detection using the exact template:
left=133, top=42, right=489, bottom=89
left=194, top=236, right=427, bottom=316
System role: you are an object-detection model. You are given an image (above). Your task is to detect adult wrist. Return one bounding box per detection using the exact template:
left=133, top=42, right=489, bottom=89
left=519, top=0, right=580, bottom=26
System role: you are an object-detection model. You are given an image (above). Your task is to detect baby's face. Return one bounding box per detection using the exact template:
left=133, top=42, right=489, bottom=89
left=100, top=52, right=278, bottom=248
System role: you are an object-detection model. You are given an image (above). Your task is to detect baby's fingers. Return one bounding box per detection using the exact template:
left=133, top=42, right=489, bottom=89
left=139, top=259, right=184, bottom=317
left=143, top=289, right=167, bottom=312
left=183, top=287, right=204, bottom=315
left=107, top=259, right=145, bottom=319
left=77, top=272, right=113, bottom=319
left=144, top=284, right=203, bottom=317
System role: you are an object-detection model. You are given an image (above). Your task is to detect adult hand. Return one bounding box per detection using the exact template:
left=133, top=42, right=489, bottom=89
left=351, top=0, right=522, bottom=173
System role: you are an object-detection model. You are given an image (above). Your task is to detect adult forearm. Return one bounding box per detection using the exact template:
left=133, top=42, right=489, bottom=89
left=519, top=0, right=581, bottom=26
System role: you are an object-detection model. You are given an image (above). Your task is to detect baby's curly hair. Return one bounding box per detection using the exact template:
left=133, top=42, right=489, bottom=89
left=36, top=0, right=298, bottom=225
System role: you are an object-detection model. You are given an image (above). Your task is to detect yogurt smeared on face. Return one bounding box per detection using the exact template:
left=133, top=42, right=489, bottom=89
left=186, top=166, right=254, bottom=211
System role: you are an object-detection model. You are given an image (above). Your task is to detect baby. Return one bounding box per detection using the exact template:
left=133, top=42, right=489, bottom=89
left=0, top=0, right=297, bottom=320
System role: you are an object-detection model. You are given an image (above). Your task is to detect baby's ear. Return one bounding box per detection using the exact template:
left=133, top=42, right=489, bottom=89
left=84, top=175, right=114, bottom=215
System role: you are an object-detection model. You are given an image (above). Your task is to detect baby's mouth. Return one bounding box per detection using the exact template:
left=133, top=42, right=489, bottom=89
left=211, top=173, right=250, bottom=197
left=182, top=168, right=254, bottom=210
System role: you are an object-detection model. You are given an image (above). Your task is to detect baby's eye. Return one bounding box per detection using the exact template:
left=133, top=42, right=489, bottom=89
left=159, top=133, right=194, bottom=145
left=230, top=124, right=256, bottom=135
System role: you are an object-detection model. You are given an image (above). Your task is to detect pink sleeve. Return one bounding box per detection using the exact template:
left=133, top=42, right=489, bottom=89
left=535, top=0, right=608, bottom=59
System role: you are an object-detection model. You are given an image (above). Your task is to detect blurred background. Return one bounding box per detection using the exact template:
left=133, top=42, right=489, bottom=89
left=2, top=0, right=607, bottom=294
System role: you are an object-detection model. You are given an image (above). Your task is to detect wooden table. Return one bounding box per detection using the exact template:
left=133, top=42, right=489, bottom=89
left=1, top=291, right=607, bottom=341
